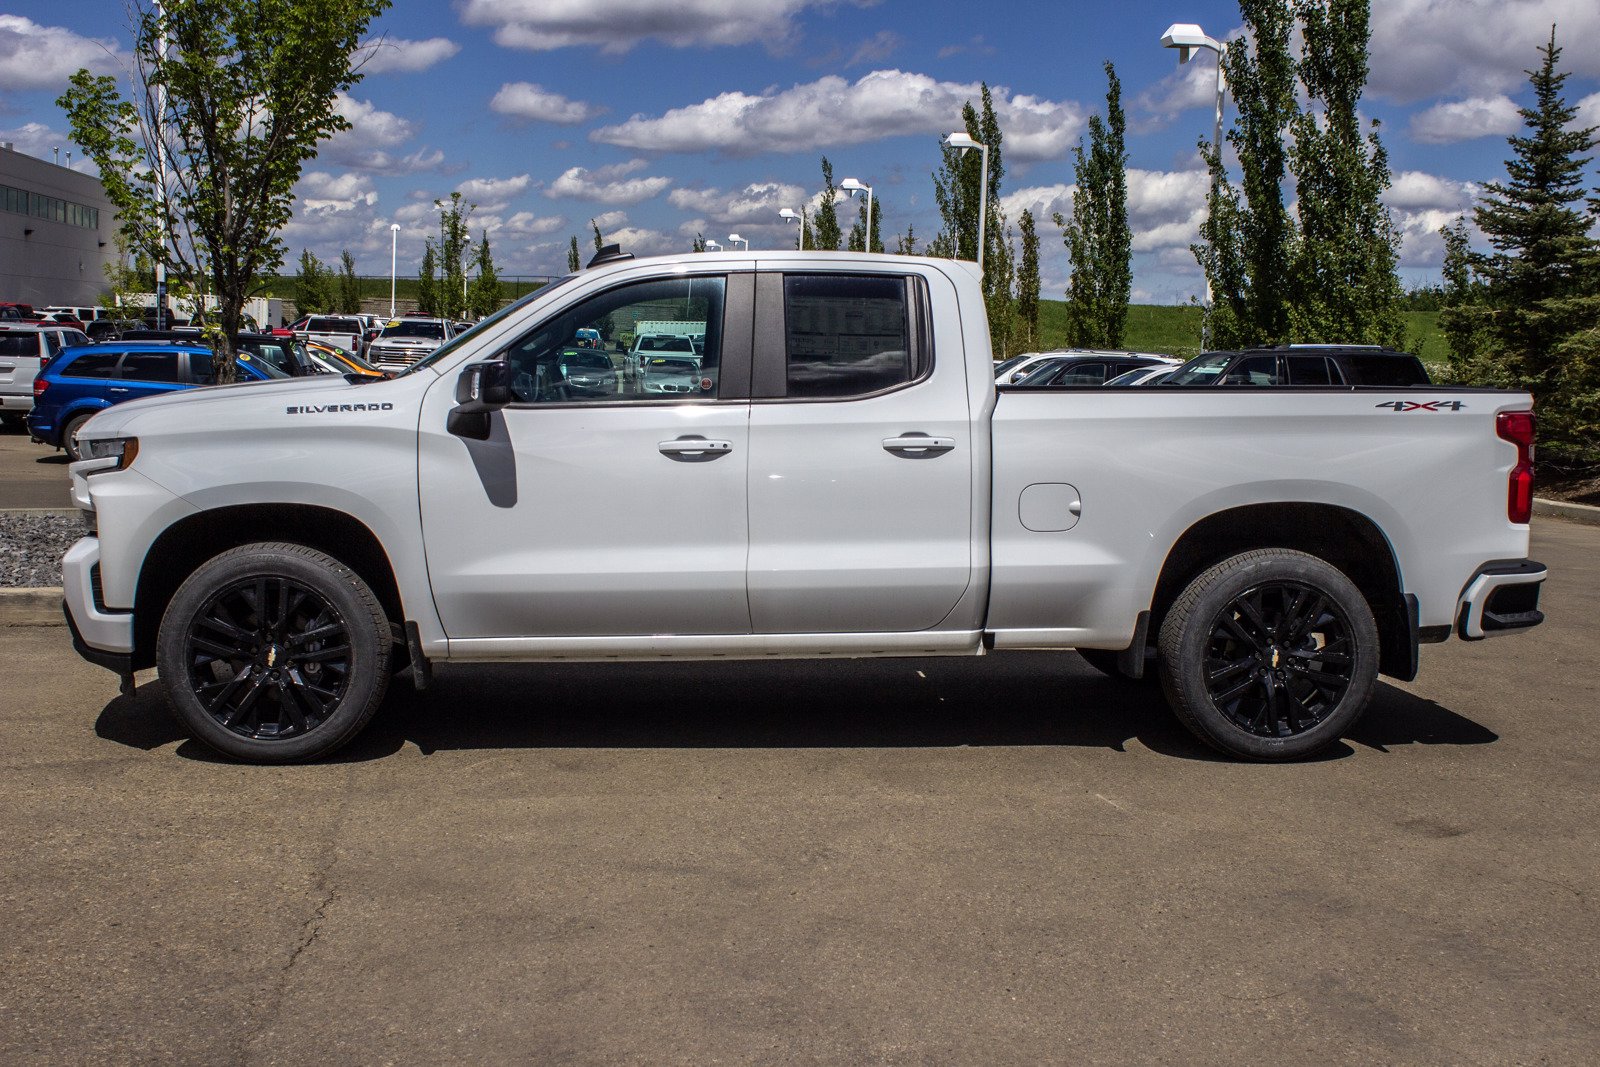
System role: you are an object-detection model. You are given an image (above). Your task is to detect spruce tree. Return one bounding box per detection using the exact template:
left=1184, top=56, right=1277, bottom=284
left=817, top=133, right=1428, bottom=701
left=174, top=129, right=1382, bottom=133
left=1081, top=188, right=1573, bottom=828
left=813, top=158, right=843, bottom=251
left=1056, top=61, right=1131, bottom=349
left=1289, top=0, right=1404, bottom=347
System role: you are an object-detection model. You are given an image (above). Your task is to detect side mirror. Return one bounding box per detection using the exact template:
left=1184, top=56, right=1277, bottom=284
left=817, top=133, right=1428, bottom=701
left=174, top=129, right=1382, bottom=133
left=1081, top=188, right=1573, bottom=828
left=454, top=360, right=513, bottom=414
left=449, top=360, right=513, bottom=441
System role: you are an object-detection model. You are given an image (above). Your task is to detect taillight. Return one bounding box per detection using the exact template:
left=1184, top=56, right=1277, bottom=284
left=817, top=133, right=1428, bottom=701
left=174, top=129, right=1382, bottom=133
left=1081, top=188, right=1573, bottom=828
left=1496, top=410, right=1536, bottom=524
left=33, top=377, right=48, bottom=397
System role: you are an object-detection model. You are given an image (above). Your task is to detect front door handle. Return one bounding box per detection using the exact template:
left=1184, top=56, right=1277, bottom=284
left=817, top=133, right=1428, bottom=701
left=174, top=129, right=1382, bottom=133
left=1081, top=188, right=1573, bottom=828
left=883, top=434, right=956, bottom=455
left=108, top=387, right=131, bottom=394
left=659, top=436, right=733, bottom=458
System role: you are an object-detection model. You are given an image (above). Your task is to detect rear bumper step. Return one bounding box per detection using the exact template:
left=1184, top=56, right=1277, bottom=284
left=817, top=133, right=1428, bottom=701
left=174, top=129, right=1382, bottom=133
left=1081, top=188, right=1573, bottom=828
left=1457, top=560, right=1546, bottom=640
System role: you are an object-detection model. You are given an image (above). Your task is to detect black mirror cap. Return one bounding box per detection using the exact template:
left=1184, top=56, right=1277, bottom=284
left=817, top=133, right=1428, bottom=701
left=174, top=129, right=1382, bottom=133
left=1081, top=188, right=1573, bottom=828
left=455, top=359, right=514, bottom=412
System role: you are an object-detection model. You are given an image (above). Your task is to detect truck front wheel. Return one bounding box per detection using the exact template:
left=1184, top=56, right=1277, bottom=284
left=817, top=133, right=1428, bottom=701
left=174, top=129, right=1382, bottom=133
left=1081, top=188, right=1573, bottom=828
left=1157, top=549, right=1378, bottom=760
left=156, top=543, right=392, bottom=763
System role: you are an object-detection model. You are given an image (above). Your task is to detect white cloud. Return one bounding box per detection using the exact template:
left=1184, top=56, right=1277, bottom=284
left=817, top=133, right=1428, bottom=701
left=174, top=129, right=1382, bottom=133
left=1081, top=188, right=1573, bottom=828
left=0, top=16, right=124, bottom=92
left=502, top=211, right=566, bottom=237
left=1368, top=0, right=1600, bottom=103
left=1408, top=95, right=1522, bottom=144
left=546, top=160, right=672, bottom=204
left=1003, top=169, right=1210, bottom=261
left=455, top=174, right=533, bottom=211
left=298, top=171, right=378, bottom=212
left=1381, top=171, right=1481, bottom=267
left=459, top=0, right=871, bottom=54
left=593, top=69, right=1085, bottom=162
left=0, top=122, right=97, bottom=172
left=1578, top=91, right=1600, bottom=130
left=322, top=94, right=442, bottom=174
left=590, top=209, right=630, bottom=231
left=489, top=82, right=606, bottom=125
left=1134, top=52, right=1228, bottom=129
left=359, top=36, right=461, bottom=74
left=667, top=181, right=807, bottom=222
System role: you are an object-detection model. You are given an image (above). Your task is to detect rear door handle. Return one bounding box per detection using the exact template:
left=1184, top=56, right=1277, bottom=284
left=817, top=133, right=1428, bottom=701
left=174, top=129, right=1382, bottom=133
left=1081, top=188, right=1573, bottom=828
left=883, top=435, right=956, bottom=455
left=108, top=387, right=131, bottom=394
left=659, top=437, right=733, bottom=457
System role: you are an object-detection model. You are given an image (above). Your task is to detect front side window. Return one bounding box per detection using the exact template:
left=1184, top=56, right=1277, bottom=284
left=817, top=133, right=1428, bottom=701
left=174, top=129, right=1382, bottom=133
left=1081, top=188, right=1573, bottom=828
left=1222, top=355, right=1281, bottom=385
left=501, top=276, right=725, bottom=404
left=783, top=275, right=911, bottom=398
left=1287, top=355, right=1335, bottom=385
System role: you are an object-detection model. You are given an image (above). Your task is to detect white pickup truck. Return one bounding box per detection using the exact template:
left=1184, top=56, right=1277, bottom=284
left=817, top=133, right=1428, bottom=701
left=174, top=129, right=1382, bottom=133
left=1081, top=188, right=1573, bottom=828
left=60, top=250, right=1546, bottom=764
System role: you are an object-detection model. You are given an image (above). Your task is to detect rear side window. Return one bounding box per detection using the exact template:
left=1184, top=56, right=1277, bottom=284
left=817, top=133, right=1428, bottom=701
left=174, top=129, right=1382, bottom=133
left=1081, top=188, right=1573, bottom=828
left=1054, top=361, right=1107, bottom=385
left=63, top=352, right=121, bottom=378
left=120, top=351, right=181, bottom=383
left=1348, top=355, right=1428, bottom=386
left=783, top=274, right=912, bottom=398
left=1286, top=355, right=1336, bottom=385
left=0, top=334, right=38, bottom=358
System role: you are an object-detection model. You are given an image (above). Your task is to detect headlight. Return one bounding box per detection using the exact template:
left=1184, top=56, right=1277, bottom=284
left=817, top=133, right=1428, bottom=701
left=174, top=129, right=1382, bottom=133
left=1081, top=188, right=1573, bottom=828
left=83, top=436, right=139, bottom=471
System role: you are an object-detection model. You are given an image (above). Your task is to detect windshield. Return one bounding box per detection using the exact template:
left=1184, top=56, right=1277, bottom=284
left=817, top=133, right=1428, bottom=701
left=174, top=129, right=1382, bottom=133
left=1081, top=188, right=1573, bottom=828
left=380, top=321, right=446, bottom=340
left=393, top=274, right=576, bottom=378
left=1163, top=352, right=1233, bottom=386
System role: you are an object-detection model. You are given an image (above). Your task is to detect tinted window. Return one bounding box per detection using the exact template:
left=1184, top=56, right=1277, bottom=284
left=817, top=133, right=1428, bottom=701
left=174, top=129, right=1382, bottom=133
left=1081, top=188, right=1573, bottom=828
left=381, top=321, right=447, bottom=340
left=119, top=351, right=181, bottom=383
left=784, top=274, right=911, bottom=398
left=189, top=353, right=217, bottom=383
left=1165, top=351, right=1232, bottom=386
left=1347, top=355, right=1428, bottom=386
left=64, top=352, right=122, bottom=378
left=1286, top=355, right=1335, bottom=385
left=1222, top=355, right=1281, bottom=385
left=0, top=334, right=38, bottom=358
left=1054, top=361, right=1107, bottom=385
left=502, top=275, right=724, bottom=404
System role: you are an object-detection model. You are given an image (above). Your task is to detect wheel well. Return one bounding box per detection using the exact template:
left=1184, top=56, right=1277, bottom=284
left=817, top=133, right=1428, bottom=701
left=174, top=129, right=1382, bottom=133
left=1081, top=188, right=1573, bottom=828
left=1150, top=503, right=1413, bottom=679
left=131, top=504, right=404, bottom=671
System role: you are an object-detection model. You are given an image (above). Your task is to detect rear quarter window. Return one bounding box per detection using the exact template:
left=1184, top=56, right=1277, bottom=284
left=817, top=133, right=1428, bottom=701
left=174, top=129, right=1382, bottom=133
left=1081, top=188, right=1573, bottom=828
left=1347, top=355, right=1429, bottom=386
left=62, top=352, right=122, bottom=378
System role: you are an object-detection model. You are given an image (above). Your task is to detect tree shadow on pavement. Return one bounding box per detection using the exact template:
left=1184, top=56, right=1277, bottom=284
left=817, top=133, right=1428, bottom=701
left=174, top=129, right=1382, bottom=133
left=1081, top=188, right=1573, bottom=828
left=92, top=654, right=1497, bottom=764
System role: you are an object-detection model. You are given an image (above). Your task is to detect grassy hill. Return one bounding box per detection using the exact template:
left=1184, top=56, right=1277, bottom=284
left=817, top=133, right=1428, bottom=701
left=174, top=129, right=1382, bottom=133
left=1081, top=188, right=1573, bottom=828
left=1035, top=299, right=1449, bottom=372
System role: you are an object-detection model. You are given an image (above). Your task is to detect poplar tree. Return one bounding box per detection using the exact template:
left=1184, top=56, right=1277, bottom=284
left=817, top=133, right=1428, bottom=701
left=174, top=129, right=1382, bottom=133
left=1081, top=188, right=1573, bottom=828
left=813, top=157, right=843, bottom=251
left=1056, top=61, right=1131, bottom=349
left=416, top=242, right=438, bottom=317
left=848, top=197, right=884, bottom=253
left=1289, top=0, right=1404, bottom=347
left=337, top=249, right=362, bottom=314
left=293, top=249, right=331, bottom=316
left=1015, top=209, right=1041, bottom=351
left=567, top=236, right=581, bottom=271
left=466, top=230, right=500, bottom=319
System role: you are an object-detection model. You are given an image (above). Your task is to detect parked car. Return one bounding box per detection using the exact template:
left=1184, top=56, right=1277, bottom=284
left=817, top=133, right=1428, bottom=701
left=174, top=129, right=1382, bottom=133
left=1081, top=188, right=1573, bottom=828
left=555, top=348, right=619, bottom=397
left=0, top=302, right=40, bottom=322
left=37, top=311, right=87, bottom=330
left=367, top=317, right=455, bottom=371
left=304, top=339, right=389, bottom=379
left=28, top=342, right=285, bottom=459
left=43, top=306, right=115, bottom=324
left=640, top=354, right=703, bottom=395
left=995, top=349, right=1177, bottom=385
left=1164, top=345, right=1432, bottom=387
left=627, top=333, right=697, bottom=380
left=293, top=315, right=366, bottom=355
left=85, top=319, right=144, bottom=342
left=1010, top=353, right=1177, bottom=387
left=119, top=330, right=327, bottom=378
left=1104, top=364, right=1179, bottom=387
left=0, top=325, right=94, bottom=426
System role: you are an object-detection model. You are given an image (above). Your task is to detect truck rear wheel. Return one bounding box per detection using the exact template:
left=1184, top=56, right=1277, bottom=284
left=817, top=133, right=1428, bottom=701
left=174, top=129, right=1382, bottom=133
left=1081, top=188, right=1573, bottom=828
left=1157, top=549, right=1378, bottom=760
left=156, top=543, right=391, bottom=763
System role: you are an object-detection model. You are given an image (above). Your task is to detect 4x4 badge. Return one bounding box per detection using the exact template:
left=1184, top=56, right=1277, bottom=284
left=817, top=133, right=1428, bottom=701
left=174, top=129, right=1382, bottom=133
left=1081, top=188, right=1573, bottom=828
left=1375, top=400, right=1467, bottom=412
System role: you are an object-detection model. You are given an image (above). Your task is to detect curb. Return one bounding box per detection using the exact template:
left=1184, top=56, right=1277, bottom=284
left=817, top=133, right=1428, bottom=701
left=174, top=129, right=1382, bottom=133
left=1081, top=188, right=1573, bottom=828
left=0, top=587, right=64, bottom=627
left=1534, top=496, right=1600, bottom=527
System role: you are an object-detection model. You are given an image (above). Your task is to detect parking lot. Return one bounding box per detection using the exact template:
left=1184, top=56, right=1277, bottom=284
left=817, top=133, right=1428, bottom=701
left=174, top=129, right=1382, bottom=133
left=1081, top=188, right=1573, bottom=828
left=0, top=423, right=70, bottom=510
left=1, top=511, right=1596, bottom=1062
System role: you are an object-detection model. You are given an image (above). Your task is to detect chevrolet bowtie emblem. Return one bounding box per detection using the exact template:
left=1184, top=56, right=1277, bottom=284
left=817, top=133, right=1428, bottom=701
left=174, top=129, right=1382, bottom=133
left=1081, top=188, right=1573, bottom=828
left=1271, top=648, right=1281, bottom=669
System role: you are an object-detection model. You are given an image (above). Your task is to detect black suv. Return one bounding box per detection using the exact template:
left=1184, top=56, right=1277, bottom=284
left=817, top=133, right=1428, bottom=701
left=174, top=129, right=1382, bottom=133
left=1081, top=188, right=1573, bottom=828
left=118, top=330, right=327, bottom=377
left=1165, top=345, right=1430, bottom=387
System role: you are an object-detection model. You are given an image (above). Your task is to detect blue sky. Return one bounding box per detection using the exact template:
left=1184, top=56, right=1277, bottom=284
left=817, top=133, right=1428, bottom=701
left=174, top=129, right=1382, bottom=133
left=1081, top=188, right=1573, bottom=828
left=2, top=0, right=1598, bottom=303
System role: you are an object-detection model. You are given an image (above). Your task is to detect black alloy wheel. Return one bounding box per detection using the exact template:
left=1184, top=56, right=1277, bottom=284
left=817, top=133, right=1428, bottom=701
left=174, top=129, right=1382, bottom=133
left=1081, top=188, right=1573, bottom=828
left=1157, top=549, right=1379, bottom=760
left=158, top=543, right=391, bottom=762
left=182, top=575, right=352, bottom=741
left=1199, top=581, right=1355, bottom=737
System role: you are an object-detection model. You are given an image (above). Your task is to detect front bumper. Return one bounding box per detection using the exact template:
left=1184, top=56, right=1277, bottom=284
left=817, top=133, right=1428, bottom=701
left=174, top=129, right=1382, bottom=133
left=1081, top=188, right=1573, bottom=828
left=1457, top=559, right=1546, bottom=639
left=62, top=536, right=134, bottom=666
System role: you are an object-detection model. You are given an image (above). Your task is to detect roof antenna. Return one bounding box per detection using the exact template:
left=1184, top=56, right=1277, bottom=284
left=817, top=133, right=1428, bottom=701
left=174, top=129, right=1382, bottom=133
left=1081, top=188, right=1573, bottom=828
left=587, top=243, right=634, bottom=269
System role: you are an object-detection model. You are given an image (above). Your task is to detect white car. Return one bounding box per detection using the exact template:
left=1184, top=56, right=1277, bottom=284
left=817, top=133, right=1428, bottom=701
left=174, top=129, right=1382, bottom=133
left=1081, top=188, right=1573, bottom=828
left=366, top=317, right=455, bottom=371
left=0, top=324, right=91, bottom=426
left=995, top=349, right=1179, bottom=385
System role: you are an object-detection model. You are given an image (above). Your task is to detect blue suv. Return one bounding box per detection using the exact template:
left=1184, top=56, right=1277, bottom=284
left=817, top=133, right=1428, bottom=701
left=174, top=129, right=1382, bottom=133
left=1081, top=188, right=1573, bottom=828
left=28, top=343, right=285, bottom=459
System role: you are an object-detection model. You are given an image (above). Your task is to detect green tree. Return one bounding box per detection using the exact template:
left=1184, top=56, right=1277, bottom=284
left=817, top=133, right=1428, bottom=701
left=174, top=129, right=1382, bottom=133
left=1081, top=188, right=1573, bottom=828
left=1288, top=0, right=1404, bottom=347
left=932, top=83, right=1012, bottom=355
left=1015, top=209, right=1041, bottom=352
left=813, top=157, right=843, bottom=251
left=1438, top=217, right=1495, bottom=373
left=894, top=224, right=918, bottom=256
left=58, top=0, right=390, bottom=377
left=416, top=241, right=439, bottom=318
left=567, top=236, right=581, bottom=272
left=434, top=192, right=474, bottom=320
left=591, top=218, right=604, bottom=252
left=337, top=249, right=362, bottom=314
left=1197, top=0, right=1299, bottom=348
left=293, top=248, right=332, bottom=316
left=847, top=195, right=884, bottom=253
left=466, top=229, right=501, bottom=319
left=692, top=233, right=707, bottom=253
left=1056, top=61, right=1131, bottom=348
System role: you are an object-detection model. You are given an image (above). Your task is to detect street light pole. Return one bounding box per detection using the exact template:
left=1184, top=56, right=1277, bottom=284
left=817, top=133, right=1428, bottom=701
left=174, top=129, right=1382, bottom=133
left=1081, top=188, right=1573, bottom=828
left=779, top=207, right=806, bottom=249
left=727, top=234, right=748, bottom=251
left=388, top=223, right=400, bottom=318
left=839, top=179, right=874, bottom=252
left=1161, top=22, right=1228, bottom=350
left=941, top=134, right=989, bottom=276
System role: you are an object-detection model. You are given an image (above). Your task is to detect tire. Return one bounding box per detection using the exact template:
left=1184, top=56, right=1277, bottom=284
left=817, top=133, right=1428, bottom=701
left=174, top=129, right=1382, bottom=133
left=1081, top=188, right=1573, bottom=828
left=62, top=412, right=94, bottom=460
left=1157, top=549, right=1379, bottom=761
left=156, top=542, right=392, bottom=763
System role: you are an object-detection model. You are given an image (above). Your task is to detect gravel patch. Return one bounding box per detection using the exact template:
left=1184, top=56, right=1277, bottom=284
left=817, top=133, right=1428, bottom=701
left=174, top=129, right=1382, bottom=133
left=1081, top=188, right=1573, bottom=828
left=1, top=511, right=84, bottom=588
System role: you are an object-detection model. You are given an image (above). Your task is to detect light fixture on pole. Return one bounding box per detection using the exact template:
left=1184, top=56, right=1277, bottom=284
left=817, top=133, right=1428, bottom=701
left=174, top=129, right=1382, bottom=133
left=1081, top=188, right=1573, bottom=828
left=942, top=133, right=988, bottom=275
left=1161, top=21, right=1227, bottom=350
left=704, top=239, right=722, bottom=251
left=388, top=223, right=400, bottom=317
left=838, top=178, right=873, bottom=253
left=779, top=207, right=806, bottom=249
left=727, top=233, right=748, bottom=251
left=461, top=234, right=472, bottom=311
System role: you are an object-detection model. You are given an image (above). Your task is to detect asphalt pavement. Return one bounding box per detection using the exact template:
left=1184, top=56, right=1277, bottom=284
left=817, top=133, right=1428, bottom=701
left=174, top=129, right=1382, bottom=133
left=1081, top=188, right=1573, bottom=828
left=0, top=421, right=71, bottom=510
left=1, top=520, right=1596, bottom=1063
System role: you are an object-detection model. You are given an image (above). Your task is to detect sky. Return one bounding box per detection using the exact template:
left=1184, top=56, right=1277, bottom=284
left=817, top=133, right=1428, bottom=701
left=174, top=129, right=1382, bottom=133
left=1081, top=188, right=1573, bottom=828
left=2, top=0, right=1598, bottom=304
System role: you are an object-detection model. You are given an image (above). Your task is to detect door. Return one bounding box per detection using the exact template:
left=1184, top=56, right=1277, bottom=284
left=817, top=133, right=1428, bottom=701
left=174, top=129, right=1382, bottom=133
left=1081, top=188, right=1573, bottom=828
left=746, top=269, right=974, bottom=633
left=419, top=271, right=755, bottom=640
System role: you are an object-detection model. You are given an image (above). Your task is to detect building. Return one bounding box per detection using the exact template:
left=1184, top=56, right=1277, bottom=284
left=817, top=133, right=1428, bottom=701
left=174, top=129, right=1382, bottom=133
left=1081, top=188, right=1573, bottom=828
left=0, top=143, right=118, bottom=308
